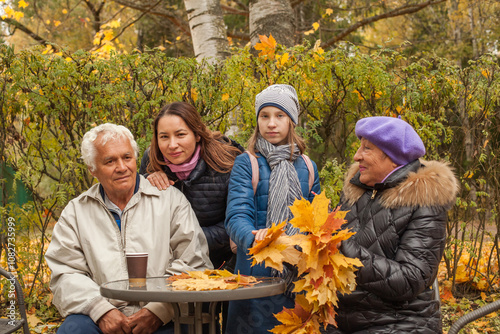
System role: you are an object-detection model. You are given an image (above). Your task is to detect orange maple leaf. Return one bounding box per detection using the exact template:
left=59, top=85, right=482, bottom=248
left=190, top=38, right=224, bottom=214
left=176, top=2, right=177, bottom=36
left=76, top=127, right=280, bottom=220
left=254, top=34, right=277, bottom=59
left=322, top=208, right=347, bottom=235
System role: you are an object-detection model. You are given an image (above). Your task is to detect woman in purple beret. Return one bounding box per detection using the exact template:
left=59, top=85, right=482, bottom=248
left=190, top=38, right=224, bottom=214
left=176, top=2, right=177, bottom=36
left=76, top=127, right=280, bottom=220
left=326, top=116, right=459, bottom=334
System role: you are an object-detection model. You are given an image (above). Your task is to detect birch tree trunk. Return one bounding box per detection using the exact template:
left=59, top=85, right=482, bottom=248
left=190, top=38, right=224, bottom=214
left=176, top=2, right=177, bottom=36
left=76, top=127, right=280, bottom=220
left=249, top=0, right=296, bottom=47
left=183, top=0, right=230, bottom=64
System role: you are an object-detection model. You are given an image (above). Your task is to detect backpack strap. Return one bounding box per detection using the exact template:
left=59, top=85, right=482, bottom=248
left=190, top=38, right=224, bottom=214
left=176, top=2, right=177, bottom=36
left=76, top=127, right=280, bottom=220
left=301, top=154, right=315, bottom=193
left=246, top=151, right=259, bottom=195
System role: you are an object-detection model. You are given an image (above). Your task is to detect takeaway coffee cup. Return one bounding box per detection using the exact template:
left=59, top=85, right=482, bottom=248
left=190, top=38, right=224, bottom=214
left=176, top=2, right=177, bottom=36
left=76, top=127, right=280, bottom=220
left=126, top=253, right=148, bottom=287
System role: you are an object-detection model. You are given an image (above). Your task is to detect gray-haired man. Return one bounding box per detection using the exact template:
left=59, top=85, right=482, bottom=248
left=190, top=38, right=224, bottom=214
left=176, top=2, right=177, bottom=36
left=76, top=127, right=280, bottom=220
left=46, top=123, right=212, bottom=334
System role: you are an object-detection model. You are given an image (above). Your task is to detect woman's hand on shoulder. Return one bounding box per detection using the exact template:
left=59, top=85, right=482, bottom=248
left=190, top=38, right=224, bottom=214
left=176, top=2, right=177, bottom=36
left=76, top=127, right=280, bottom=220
left=251, top=228, right=269, bottom=247
left=146, top=171, right=174, bottom=190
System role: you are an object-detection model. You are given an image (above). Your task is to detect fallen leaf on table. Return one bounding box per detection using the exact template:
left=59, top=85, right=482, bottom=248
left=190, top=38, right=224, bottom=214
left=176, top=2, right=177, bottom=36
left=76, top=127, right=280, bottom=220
left=167, top=269, right=260, bottom=291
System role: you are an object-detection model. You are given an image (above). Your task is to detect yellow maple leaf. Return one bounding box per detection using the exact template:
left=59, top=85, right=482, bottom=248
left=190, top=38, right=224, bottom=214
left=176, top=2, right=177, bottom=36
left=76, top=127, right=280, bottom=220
left=289, top=194, right=329, bottom=235
left=3, top=6, right=14, bottom=19
left=325, top=8, right=333, bottom=16
left=42, top=45, right=54, bottom=55
left=18, top=0, right=28, bottom=9
left=221, top=93, right=229, bottom=101
left=13, top=10, right=24, bottom=20
left=312, top=22, right=320, bottom=31
left=254, top=34, right=277, bottom=59
left=249, top=221, right=287, bottom=255
left=276, top=52, right=289, bottom=68
left=105, top=19, right=121, bottom=29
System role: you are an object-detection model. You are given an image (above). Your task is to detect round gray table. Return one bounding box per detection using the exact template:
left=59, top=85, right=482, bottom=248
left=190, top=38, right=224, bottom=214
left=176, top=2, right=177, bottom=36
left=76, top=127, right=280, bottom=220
left=100, top=276, right=285, bottom=334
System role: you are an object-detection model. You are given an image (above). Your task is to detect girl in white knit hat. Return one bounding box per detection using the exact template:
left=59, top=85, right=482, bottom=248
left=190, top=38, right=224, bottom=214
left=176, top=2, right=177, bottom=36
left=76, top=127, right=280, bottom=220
left=224, top=84, right=321, bottom=333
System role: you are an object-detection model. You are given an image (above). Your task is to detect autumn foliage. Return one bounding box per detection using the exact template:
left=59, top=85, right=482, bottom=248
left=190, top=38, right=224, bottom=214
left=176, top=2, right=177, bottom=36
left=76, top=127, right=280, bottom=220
left=249, top=193, right=362, bottom=333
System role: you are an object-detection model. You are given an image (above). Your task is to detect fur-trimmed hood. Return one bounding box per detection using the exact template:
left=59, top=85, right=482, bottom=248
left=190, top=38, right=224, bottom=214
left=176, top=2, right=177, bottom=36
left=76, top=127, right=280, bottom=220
left=342, top=160, right=460, bottom=209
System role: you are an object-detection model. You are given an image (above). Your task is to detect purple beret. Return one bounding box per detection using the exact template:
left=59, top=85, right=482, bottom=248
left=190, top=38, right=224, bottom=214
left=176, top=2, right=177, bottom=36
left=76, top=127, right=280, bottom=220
left=355, top=116, right=426, bottom=166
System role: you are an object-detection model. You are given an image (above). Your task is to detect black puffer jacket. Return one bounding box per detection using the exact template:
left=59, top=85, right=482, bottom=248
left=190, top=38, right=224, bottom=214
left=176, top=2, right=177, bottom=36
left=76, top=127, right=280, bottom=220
left=331, top=159, right=459, bottom=334
left=139, top=140, right=244, bottom=270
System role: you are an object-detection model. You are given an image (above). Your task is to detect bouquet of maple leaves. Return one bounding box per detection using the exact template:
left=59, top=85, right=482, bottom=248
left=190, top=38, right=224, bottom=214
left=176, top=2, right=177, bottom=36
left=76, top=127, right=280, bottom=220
left=248, top=192, right=363, bottom=333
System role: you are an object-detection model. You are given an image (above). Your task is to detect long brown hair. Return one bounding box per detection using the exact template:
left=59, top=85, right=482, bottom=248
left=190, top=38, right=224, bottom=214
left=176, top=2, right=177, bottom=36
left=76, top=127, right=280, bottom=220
left=246, top=118, right=306, bottom=159
left=148, top=102, right=241, bottom=174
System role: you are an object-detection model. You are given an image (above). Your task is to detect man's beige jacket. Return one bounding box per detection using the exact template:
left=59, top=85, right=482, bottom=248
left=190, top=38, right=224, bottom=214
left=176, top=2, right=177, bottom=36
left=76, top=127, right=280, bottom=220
left=45, top=175, right=213, bottom=324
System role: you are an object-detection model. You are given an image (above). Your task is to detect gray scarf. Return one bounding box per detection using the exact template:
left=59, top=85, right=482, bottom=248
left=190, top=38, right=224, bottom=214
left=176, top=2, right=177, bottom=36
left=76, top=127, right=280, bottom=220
left=255, top=135, right=302, bottom=296
left=255, top=135, right=302, bottom=235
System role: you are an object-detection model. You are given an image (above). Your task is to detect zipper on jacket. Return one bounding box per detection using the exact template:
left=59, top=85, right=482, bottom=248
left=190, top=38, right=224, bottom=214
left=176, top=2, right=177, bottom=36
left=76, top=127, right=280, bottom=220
left=371, top=189, right=377, bottom=199
left=95, top=196, right=127, bottom=253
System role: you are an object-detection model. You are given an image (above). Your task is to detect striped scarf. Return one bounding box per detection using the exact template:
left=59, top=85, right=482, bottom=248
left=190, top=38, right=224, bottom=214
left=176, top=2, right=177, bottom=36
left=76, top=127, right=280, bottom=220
left=255, top=135, right=302, bottom=296
left=255, top=135, right=302, bottom=233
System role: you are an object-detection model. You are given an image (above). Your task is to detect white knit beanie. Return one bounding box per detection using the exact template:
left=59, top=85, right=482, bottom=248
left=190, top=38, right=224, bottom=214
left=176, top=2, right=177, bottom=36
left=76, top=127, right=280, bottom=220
left=255, top=84, right=299, bottom=124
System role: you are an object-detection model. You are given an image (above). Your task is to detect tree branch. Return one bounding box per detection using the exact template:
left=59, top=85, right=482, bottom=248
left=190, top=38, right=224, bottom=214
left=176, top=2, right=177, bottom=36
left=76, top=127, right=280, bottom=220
left=290, top=0, right=308, bottom=8
left=321, top=0, right=447, bottom=49
left=94, top=1, right=159, bottom=51
left=112, top=0, right=191, bottom=34
left=221, top=4, right=248, bottom=17
left=227, top=31, right=250, bottom=41
left=1, top=17, right=51, bottom=47
left=233, top=1, right=248, bottom=11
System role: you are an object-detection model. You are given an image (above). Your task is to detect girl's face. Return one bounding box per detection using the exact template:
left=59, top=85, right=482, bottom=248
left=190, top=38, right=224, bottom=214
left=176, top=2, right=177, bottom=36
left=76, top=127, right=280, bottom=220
left=257, top=106, right=290, bottom=145
left=157, top=115, right=200, bottom=164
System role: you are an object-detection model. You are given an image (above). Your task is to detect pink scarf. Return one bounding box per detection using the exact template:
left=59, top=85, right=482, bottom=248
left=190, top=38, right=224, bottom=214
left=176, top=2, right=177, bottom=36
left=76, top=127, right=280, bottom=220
left=164, top=145, right=201, bottom=180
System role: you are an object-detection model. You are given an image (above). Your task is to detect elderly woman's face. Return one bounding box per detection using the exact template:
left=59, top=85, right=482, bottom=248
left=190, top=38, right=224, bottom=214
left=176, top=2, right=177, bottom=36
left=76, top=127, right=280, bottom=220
left=353, top=138, right=398, bottom=187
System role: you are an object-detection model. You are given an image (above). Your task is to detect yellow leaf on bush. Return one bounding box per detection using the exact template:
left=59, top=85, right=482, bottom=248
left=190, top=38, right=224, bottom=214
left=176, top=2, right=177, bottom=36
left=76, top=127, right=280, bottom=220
left=13, top=10, right=24, bottom=20
left=190, top=88, right=198, bottom=102
left=18, top=0, right=28, bottom=9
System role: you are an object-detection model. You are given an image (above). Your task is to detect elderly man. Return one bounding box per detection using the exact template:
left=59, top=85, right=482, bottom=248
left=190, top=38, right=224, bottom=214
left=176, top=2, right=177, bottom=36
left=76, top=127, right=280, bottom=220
left=45, top=123, right=212, bottom=334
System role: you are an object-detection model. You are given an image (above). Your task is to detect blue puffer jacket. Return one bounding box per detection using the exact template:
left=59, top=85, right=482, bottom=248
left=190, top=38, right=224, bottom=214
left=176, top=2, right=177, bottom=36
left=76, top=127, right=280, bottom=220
left=224, top=152, right=321, bottom=334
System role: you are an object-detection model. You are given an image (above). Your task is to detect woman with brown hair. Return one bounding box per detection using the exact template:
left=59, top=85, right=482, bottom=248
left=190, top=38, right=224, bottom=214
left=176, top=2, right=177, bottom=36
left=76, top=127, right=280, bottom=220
left=139, top=101, right=244, bottom=270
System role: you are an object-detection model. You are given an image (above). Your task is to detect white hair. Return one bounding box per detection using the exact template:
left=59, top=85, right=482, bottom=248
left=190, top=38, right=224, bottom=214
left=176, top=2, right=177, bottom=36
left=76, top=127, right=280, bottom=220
left=81, top=123, right=139, bottom=172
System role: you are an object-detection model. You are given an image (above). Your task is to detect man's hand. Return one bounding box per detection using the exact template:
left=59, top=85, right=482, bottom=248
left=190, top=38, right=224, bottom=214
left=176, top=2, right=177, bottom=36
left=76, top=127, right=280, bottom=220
left=128, top=308, right=163, bottom=334
left=146, top=171, right=174, bottom=190
left=97, top=309, right=132, bottom=334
